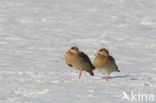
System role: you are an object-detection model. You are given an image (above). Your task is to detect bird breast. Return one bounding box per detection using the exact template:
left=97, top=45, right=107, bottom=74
left=65, top=53, right=78, bottom=65
left=65, top=53, right=90, bottom=70
left=94, top=56, right=110, bottom=69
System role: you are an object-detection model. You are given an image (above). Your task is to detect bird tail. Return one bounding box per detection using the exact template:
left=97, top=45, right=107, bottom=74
left=116, top=66, right=120, bottom=72
left=92, top=65, right=95, bottom=70
left=86, top=69, right=94, bottom=76
left=116, top=69, right=120, bottom=72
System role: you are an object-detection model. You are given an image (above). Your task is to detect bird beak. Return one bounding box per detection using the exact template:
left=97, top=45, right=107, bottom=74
left=96, top=52, right=100, bottom=55
left=66, top=50, right=70, bottom=53
left=95, top=52, right=99, bottom=56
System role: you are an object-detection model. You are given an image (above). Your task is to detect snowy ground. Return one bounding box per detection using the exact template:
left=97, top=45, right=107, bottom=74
left=0, top=0, right=156, bottom=103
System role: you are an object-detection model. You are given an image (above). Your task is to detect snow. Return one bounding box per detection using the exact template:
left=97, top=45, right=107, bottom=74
left=0, top=0, right=156, bottom=103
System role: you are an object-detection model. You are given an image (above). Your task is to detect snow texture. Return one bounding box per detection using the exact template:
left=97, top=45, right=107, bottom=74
left=0, top=0, right=156, bottom=103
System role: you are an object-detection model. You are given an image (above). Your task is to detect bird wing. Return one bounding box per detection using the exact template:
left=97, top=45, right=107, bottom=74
left=109, top=56, right=115, bottom=62
left=109, top=55, right=120, bottom=72
left=78, top=52, right=95, bottom=70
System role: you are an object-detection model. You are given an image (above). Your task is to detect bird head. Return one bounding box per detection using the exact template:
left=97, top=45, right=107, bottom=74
left=97, top=48, right=109, bottom=56
left=67, top=46, right=79, bottom=54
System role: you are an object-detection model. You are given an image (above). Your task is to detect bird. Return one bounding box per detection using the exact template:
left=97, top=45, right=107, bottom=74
left=65, top=46, right=95, bottom=79
left=94, top=48, right=120, bottom=81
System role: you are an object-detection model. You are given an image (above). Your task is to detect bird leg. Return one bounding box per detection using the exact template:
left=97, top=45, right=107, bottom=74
left=106, top=74, right=109, bottom=81
left=79, top=71, right=82, bottom=79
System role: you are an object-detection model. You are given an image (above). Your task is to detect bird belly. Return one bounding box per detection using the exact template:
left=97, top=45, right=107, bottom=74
left=74, top=61, right=90, bottom=71
left=99, top=68, right=109, bottom=74
left=99, top=64, right=117, bottom=74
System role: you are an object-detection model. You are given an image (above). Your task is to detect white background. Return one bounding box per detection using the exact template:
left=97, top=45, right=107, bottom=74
left=0, top=0, right=156, bottom=103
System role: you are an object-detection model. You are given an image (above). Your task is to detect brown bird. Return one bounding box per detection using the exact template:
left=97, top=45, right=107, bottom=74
left=94, top=48, right=120, bottom=81
left=65, top=46, right=95, bottom=79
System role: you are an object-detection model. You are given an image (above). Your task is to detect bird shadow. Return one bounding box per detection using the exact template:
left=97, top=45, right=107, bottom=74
left=102, top=75, right=130, bottom=80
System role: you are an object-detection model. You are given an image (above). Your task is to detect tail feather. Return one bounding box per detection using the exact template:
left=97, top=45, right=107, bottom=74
left=116, top=66, right=120, bottom=72
left=116, top=69, right=120, bottom=72
left=86, top=69, right=94, bottom=76
left=92, top=65, right=95, bottom=70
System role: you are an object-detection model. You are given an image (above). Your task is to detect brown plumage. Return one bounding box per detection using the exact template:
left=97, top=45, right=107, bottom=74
left=65, top=46, right=95, bottom=79
left=94, top=48, right=120, bottom=81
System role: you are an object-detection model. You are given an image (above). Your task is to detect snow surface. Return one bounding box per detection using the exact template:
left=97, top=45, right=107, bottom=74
left=0, top=0, right=156, bottom=103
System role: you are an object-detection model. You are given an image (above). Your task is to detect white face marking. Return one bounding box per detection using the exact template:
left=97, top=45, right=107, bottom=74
left=69, top=47, right=79, bottom=53
left=99, top=51, right=104, bottom=55
left=98, top=49, right=109, bottom=56
left=70, top=49, right=78, bottom=53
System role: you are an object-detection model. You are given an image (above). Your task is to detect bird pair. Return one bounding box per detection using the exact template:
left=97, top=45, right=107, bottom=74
left=65, top=47, right=120, bottom=81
